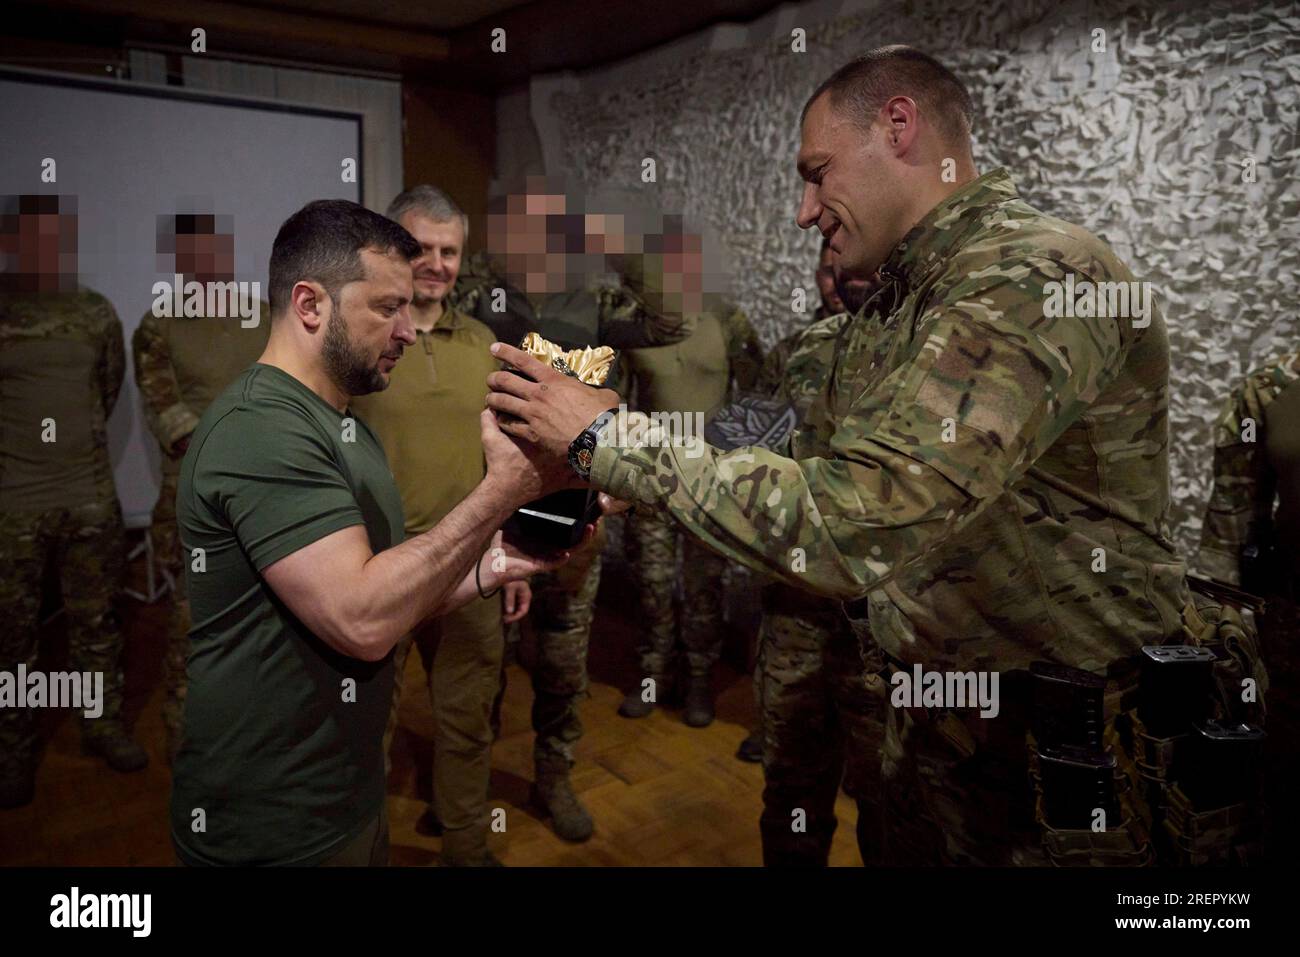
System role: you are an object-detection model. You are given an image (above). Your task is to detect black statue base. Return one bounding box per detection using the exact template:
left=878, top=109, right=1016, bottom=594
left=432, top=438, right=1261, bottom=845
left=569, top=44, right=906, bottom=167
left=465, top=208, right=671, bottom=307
left=504, top=488, right=601, bottom=555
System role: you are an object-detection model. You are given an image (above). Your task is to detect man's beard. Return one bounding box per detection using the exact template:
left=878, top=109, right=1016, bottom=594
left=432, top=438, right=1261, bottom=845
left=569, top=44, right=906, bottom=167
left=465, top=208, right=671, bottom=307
left=322, top=304, right=387, bottom=396
left=834, top=274, right=878, bottom=316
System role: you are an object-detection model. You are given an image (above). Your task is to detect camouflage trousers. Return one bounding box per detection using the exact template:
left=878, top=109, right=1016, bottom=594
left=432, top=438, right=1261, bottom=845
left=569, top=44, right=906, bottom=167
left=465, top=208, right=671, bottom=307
left=0, top=500, right=129, bottom=772
left=152, top=464, right=189, bottom=743
left=755, top=584, right=888, bottom=866
left=382, top=593, right=504, bottom=834
left=876, top=670, right=1052, bottom=866
left=625, top=507, right=725, bottom=684
left=529, top=527, right=605, bottom=772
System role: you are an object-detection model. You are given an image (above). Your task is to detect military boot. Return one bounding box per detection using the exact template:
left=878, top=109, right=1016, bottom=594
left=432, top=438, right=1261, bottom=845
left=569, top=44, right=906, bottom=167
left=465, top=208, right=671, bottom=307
left=681, top=673, right=715, bottom=728
left=438, top=825, right=504, bottom=867
left=416, top=803, right=445, bottom=837
left=735, top=728, right=763, bottom=763
left=530, top=763, right=594, bottom=842
left=82, top=723, right=149, bottom=773
left=617, top=674, right=669, bottom=719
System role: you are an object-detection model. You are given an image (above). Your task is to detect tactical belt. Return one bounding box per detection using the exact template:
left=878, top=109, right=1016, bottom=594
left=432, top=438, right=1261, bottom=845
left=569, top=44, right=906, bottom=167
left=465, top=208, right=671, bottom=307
left=871, top=592, right=1265, bottom=866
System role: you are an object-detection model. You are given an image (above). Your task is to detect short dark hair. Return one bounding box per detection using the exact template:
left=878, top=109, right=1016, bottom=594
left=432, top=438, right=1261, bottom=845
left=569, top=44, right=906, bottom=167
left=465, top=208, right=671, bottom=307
left=269, top=199, right=421, bottom=316
left=175, top=213, right=216, bottom=235
left=803, top=45, right=975, bottom=148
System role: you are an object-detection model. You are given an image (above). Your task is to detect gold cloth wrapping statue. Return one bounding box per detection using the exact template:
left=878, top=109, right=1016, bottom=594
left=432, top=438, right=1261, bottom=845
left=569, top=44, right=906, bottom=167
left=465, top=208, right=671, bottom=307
left=518, top=332, right=615, bottom=386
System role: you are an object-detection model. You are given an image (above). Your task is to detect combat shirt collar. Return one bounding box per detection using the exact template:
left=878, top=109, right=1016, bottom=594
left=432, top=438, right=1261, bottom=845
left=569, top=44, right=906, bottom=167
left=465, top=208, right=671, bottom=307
left=878, top=167, right=1018, bottom=287
left=419, top=304, right=467, bottom=334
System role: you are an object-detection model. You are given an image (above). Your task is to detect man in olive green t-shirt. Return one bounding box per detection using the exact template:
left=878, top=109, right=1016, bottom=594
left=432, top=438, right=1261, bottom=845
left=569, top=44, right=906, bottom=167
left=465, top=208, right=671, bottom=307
left=170, top=199, right=579, bottom=867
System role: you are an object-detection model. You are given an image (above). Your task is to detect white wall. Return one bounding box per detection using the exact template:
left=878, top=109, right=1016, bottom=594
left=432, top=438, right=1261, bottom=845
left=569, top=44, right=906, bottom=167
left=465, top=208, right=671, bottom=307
left=0, top=69, right=363, bottom=525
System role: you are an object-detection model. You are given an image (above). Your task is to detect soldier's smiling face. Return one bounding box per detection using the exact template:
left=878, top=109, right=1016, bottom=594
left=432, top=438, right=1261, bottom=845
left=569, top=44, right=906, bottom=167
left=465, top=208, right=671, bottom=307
left=796, top=92, right=902, bottom=279
left=401, top=212, right=463, bottom=307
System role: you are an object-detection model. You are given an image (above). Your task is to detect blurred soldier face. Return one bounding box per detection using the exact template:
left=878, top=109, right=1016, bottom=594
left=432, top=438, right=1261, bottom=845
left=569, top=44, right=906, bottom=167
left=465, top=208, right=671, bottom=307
left=400, top=212, right=463, bottom=307
left=1, top=199, right=77, bottom=293
left=657, top=227, right=704, bottom=312
left=320, top=248, right=415, bottom=396
left=487, top=189, right=571, bottom=294
left=796, top=92, right=908, bottom=279
left=174, top=227, right=234, bottom=283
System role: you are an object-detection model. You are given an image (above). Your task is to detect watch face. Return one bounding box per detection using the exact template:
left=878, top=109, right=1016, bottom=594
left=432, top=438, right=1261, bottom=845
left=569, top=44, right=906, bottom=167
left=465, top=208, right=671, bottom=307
left=577, top=448, right=593, bottom=471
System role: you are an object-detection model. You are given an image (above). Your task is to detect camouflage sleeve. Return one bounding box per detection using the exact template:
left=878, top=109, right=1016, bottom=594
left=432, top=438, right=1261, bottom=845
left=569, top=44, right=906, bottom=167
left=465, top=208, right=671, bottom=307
left=132, top=312, right=199, bottom=452
left=589, top=257, right=1127, bottom=600
left=722, top=305, right=765, bottom=395
left=448, top=251, right=495, bottom=317
left=755, top=332, right=797, bottom=397
left=595, top=253, right=697, bottom=350
left=1196, top=379, right=1272, bottom=586
left=100, top=302, right=126, bottom=417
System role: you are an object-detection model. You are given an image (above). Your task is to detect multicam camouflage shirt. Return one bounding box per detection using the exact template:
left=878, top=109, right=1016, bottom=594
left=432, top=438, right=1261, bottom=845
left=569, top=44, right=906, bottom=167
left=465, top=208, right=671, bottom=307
left=0, top=288, right=124, bottom=511
left=755, top=304, right=838, bottom=397
left=132, top=304, right=271, bottom=457
left=590, top=168, right=1191, bottom=674
left=1197, top=352, right=1300, bottom=588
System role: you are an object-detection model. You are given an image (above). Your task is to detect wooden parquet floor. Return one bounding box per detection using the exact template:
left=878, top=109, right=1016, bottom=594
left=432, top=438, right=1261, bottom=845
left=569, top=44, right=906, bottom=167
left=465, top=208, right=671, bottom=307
left=0, top=559, right=863, bottom=867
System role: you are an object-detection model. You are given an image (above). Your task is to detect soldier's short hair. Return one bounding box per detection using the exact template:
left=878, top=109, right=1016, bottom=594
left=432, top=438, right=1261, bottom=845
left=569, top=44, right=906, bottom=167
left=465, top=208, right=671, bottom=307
left=174, top=213, right=217, bottom=235
left=803, top=46, right=975, bottom=150
left=386, top=184, right=469, bottom=242
left=269, top=199, right=421, bottom=317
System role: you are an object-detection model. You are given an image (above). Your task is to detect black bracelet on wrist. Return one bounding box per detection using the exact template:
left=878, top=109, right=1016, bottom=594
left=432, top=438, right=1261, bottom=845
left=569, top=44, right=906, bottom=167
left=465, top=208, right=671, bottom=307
left=476, top=550, right=502, bottom=600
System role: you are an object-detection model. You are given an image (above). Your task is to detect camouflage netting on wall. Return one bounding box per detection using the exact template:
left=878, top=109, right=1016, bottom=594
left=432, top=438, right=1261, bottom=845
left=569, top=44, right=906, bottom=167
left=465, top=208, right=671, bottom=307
left=542, top=0, right=1300, bottom=563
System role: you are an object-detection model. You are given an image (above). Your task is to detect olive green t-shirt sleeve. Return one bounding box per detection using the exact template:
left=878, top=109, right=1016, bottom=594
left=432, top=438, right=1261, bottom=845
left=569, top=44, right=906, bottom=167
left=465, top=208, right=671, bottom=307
left=194, top=401, right=367, bottom=571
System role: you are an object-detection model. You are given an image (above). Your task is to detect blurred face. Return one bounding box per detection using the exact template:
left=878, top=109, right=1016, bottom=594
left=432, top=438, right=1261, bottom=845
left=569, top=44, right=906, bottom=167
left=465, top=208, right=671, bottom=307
left=174, top=230, right=234, bottom=282
left=659, top=229, right=703, bottom=310
left=487, top=190, right=570, bottom=293
left=322, top=248, right=415, bottom=396
left=400, top=212, right=463, bottom=306
left=796, top=92, right=904, bottom=278
left=1, top=211, right=77, bottom=291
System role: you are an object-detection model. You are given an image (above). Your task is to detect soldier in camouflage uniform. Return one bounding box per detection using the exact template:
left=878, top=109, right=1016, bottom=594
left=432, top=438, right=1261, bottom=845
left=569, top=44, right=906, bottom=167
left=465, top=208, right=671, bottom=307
left=1, top=197, right=147, bottom=808
left=755, top=239, right=844, bottom=398
left=1198, top=352, right=1300, bottom=860
left=132, top=213, right=270, bottom=763
left=748, top=309, right=890, bottom=865
left=486, top=48, right=1210, bottom=866
left=451, top=182, right=696, bottom=842
left=737, top=244, right=879, bottom=774
left=619, top=295, right=763, bottom=726
left=753, top=237, right=877, bottom=398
